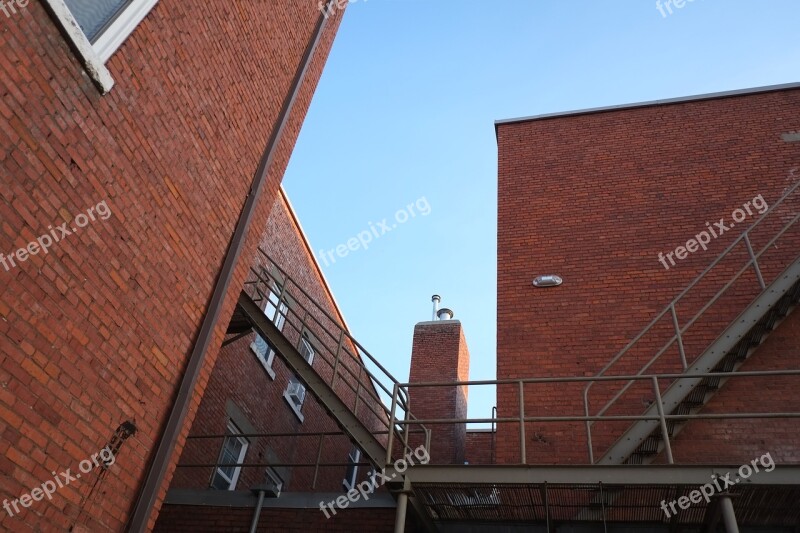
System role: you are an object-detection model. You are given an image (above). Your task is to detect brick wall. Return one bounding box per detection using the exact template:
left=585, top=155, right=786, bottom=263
left=153, top=505, right=396, bottom=533
left=0, top=1, right=345, bottom=530
left=496, top=86, right=800, bottom=465
left=465, top=430, right=495, bottom=465
left=408, top=321, right=470, bottom=465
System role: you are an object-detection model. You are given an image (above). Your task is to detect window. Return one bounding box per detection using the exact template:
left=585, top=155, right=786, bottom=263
left=262, top=283, right=288, bottom=331
left=250, top=286, right=288, bottom=379
left=43, top=0, right=160, bottom=91
left=64, top=0, right=132, bottom=43
left=210, top=422, right=248, bottom=491
left=283, top=336, right=315, bottom=421
left=342, top=447, right=361, bottom=491
left=64, top=0, right=158, bottom=60
left=265, top=467, right=284, bottom=495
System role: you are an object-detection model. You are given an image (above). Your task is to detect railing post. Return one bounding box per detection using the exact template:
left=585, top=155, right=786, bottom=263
left=354, top=365, right=363, bottom=416
left=331, top=330, right=345, bottom=390
left=312, top=434, right=324, bottom=489
left=670, top=303, right=688, bottom=370
left=386, top=383, right=398, bottom=466
left=743, top=233, right=766, bottom=290
left=584, top=389, right=594, bottom=464
left=274, top=272, right=289, bottom=323
left=401, top=392, right=411, bottom=456
left=651, top=376, right=674, bottom=464
left=519, top=381, right=526, bottom=465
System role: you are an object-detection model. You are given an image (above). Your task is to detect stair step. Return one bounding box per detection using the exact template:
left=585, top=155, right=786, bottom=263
left=597, top=264, right=800, bottom=466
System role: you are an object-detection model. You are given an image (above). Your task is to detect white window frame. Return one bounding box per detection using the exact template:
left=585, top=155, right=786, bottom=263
left=265, top=467, right=284, bottom=495
left=42, top=0, right=160, bottom=93
left=283, top=336, right=315, bottom=422
left=249, top=286, right=288, bottom=380
left=283, top=379, right=306, bottom=422
left=342, top=447, right=361, bottom=491
left=283, top=333, right=315, bottom=422
left=91, top=0, right=160, bottom=62
left=210, top=421, right=248, bottom=491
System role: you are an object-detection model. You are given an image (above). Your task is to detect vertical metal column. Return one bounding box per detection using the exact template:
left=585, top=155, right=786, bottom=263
left=720, top=496, right=740, bottom=533
left=519, top=381, right=527, bottom=464
left=249, top=489, right=266, bottom=533
left=651, top=376, right=674, bottom=464
left=394, top=478, right=410, bottom=533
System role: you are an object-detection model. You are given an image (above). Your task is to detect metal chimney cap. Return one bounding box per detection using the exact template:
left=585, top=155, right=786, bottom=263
left=533, top=274, right=563, bottom=288
left=437, top=308, right=454, bottom=320
left=431, top=294, right=441, bottom=302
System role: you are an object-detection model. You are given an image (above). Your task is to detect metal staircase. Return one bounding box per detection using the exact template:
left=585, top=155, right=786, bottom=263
left=235, top=251, right=425, bottom=469
left=585, top=179, right=800, bottom=466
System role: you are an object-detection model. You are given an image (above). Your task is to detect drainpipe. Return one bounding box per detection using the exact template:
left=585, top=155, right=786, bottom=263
left=125, top=5, right=334, bottom=531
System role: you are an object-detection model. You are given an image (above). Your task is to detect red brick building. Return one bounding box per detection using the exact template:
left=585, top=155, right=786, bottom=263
left=488, top=83, right=800, bottom=528
left=2, top=0, right=799, bottom=528
left=0, top=1, right=351, bottom=531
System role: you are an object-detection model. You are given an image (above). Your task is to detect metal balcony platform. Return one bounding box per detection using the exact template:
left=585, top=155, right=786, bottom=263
left=386, top=465, right=800, bottom=530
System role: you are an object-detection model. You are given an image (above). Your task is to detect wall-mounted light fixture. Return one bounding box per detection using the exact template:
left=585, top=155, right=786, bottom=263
left=533, top=275, right=563, bottom=288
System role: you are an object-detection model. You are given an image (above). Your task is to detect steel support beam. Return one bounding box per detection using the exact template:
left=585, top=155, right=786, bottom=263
left=599, top=257, right=800, bottom=464
left=720, top=496, right=740, bottom=533
left=248, top=490, right=266, bottom=533
left=394, top=478, right=409, bottom=533
left=389, top=464, right=800, bottom=486
left=238, top=293, right=388, bottom=467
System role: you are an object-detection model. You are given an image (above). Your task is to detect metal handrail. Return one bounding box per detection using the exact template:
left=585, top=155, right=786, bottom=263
left=387, top=369, right=800, bottom=464
left=244, top=250, right=427, bottom=464
left=251, top=251, right=410, bottom=408
left=582, top=178, right=800, bottom=460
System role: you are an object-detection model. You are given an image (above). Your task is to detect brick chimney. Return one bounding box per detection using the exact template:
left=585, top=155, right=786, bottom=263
left=408, top=302, right=470, bottom=465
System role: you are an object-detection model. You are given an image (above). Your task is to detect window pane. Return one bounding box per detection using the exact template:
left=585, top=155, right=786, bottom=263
left=299, top=338, right=314, bottom=364
left=64, top=0, right=132, bottom=42
left=210, top=471, right=231, bottom=490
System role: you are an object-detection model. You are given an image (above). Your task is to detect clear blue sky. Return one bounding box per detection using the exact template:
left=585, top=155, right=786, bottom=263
left=282, top=0, right=800, bottom=423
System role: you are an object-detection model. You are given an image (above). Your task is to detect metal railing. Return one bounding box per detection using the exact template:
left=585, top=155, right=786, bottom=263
left=176, top=428, right=430, bottom=491
left=583, top=178, right=800, bottom=462
left=389, top=370, right=800, bottom=465
left=243, top=250, right=427, bottom=466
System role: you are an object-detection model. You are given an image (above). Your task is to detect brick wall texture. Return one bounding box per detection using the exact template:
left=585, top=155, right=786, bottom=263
left=465, top=430, right=495, bottom=465
left=0, top=1, right=345, bottom=530
left=496, top=86, right=800, bottom=465
left=153, top=504, right=396, bottom=533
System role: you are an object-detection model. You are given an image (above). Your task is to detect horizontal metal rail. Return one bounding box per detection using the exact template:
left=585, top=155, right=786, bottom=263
left=387, top=370, right=800, bottom=464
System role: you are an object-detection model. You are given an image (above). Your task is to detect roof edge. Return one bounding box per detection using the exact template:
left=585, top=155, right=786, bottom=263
left=279, top=186, right=351, bottom=334
left=495, top=82, right=800, bottom=130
